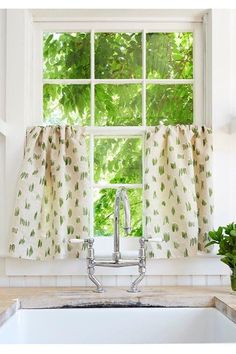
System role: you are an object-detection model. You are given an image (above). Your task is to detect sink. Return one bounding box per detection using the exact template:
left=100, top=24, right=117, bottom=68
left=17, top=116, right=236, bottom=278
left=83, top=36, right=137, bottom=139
left=0, top=307, right=235, bottom=344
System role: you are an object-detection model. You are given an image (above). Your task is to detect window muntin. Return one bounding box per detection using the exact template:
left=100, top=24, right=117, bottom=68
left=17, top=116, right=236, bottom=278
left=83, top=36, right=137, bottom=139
left=42, top=30, right=195, bottom=238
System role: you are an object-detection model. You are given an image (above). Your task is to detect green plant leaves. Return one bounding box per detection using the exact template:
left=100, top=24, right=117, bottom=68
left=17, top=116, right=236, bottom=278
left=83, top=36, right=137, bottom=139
left=230, top=230, right=236, bottom=237
left=206, top=222, right=236, bottom=269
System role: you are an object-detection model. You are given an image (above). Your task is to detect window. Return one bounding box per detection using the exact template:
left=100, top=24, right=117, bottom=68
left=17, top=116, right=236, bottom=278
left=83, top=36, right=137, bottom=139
left=38, top=22, right=203, bottom=239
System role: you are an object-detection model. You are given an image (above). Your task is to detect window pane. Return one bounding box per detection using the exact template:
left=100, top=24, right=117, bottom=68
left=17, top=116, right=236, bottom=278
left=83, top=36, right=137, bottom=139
left=94, top=138, right=142, bottom=184
left=95, top=84, right=142, bottom=126
left=94, top=189, right=142, bottom=237
left=43, top=84, right=90, bottom=125
left=146, top=84, right=193, bottom=125
left=146, top=32, right=193, bottom=79
left=95, top=33, right=142, bottom=79
left=43, top=32, right=90, bottom=79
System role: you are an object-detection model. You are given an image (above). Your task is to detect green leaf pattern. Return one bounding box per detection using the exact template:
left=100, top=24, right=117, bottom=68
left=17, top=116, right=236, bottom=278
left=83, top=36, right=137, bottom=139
left=8, top=126, right=89, bottom=260
left=144, top=125, right=214, bottom=259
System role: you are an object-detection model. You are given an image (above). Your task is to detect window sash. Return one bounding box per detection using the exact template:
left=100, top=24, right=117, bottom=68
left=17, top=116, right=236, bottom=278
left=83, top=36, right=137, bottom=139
left=33, top=21, right=204, bottom=126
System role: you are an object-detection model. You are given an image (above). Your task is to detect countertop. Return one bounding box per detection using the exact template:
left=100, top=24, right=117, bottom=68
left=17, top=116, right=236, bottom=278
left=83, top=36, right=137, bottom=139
left=0, top=286, right=236, bottom=327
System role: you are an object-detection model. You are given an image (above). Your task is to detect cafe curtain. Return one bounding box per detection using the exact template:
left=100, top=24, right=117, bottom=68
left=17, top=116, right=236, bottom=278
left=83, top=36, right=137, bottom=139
left=8, top=126, right=89, bottom=260
left=144, top=125, right=214, bottom=259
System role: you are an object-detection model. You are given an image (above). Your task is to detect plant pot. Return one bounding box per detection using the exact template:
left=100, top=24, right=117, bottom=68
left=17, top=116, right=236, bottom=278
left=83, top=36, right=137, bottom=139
left=230, top=270, right=236, bottom=291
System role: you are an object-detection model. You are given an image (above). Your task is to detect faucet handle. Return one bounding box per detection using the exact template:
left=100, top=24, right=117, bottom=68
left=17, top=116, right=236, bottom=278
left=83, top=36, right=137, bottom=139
left=139, top=237, right=162, bottom=246
left=69, top=238, right=85, bottom=244
left=69, top=238, right=94, bottom=245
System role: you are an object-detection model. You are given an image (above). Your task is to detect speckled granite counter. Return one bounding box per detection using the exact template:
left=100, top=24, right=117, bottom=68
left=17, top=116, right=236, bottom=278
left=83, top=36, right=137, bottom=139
left=0, top=286, right=235, bottom=327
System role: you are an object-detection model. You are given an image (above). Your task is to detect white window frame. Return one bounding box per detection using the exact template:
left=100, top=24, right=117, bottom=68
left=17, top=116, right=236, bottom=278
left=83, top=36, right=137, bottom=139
left=32, top=20, right=204, bottom=240
left=5, top=9, right=227, bottom=277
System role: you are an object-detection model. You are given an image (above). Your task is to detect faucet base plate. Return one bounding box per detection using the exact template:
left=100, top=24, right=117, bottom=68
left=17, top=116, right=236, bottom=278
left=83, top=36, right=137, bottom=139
left=127, top=288, right=141, bottom=293
left=94, top=289, right=105, bottom=293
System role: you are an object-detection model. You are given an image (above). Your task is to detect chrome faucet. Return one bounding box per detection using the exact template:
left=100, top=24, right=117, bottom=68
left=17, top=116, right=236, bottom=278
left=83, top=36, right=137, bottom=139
left=70, top=188, right=161, bottom=293
left=113, top=188, right=131, bottom=262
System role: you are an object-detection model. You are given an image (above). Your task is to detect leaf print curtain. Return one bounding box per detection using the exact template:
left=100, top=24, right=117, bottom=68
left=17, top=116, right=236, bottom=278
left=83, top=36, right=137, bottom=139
left=144, top=125, right=214, bottom=259
left=8, top=126, right=89, bottom=260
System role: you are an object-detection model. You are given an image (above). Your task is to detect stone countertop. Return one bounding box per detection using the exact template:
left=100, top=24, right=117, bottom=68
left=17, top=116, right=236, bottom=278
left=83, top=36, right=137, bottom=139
left=0, top=286, right=236, bottom=327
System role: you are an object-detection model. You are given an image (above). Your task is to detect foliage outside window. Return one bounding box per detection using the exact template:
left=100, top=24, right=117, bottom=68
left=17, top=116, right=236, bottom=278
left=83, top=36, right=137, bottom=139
left=43, top=31, right=193, bottom=237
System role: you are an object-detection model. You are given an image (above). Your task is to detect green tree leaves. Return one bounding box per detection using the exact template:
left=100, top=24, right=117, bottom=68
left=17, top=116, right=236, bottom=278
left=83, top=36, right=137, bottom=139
left=146, top=32, right=193, bottom=79
left=95, top=33, right=142, bottom=79
left=43, top=32, right=90, bottom=79
left=94, top=138, right=142, bottom=184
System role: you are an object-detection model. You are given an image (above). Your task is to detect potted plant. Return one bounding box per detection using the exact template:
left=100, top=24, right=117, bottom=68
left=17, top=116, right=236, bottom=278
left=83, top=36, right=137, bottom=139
left=205, top=222, right=236, bottom=291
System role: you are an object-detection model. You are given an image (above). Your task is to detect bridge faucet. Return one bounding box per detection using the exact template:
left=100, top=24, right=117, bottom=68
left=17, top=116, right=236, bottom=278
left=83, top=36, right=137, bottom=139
left=70, top=188, right=162, bottom=293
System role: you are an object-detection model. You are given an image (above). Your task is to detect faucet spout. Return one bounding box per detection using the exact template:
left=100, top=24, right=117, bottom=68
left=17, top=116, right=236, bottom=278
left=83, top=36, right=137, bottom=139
left=113, top=188, right=131, bottom=262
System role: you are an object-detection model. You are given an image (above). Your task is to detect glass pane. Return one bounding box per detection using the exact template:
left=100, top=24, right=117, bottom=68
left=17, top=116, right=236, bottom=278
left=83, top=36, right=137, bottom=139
left=146, top=84, right=193, bottom=125
left=146, top=32, right=193, bottom=79
left=95, top=84, right=142, bottom=126
left=43, top=84, right=90, bottom=125
left=94, top=138, right=142, bottom=184
left=95, top=32, right=142, bottom=79
left=43, top=32, right=90, bottom=79
left=94, top=189, right=142, bottom=237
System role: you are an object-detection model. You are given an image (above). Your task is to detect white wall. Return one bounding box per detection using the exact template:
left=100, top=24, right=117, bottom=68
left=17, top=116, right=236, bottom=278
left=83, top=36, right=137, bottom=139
left=229, top=10, right=236, bottom=224
left=0, top=10, right=6, bottom=278
left=211, top=9, right=236, bottom=229
left=0, top=9, right=236, bottom=287
left=0, top=10, right=6, bottom=123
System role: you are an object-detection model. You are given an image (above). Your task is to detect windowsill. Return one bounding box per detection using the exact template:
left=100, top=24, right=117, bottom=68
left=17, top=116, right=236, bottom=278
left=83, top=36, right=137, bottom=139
left=5, top=251, right=226, bottom=277
left=91, top=237, right=219, bottom=258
